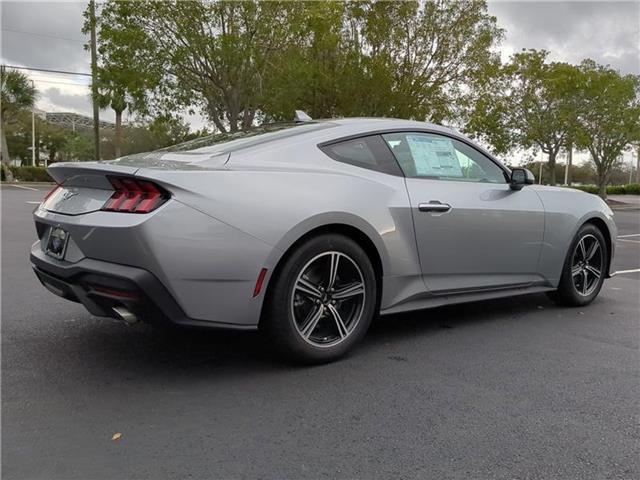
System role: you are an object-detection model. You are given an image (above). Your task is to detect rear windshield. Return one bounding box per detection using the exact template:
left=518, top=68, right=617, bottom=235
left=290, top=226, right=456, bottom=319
left=156, top=121, right=336, bottom=154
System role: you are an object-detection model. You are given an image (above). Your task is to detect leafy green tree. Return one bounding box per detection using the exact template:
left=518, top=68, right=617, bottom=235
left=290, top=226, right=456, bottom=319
left=571, top=163, right=598, bottom=185
left=97, top=0, right=302, bottom=132
left=523, top=159, right=597, bottom=186
left=95, top=0, right=502, bottom=130
left=62, top=134, right=95, bottom=162
left=118, top=116, right=197, bottom=156
left=145, top=116, right=195, bottom=148
left=85, top=2, right=160, bottom=158
left=1, top=67, right=37, bottom=179
left=512, top=53, right=581, bottom=186
left=260, top=1, right=346, bottom=120
left=573, top=60, right=640, bottom=198
left=266, top=0, right=503, bottom=122
left=462, top=58, right=514, bottom=155
left=608, top=158, right=636, bottom=186
left=3, top=109, right=32, bottom=165
left=39, top=121, right=71, bottom=165
left=465, top=50, right=580, bottom=185
left=351, top=0, right=502, bottom=122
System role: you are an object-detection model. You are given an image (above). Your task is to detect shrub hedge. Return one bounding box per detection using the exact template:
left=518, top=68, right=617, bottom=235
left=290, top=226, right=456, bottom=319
left=569, top=185, right=599, bottom=194
left=2, top=166, right=53, bottom=182
left=609, top=184, right=640, bottom=195
left=569, top=184, right=640, bottom=195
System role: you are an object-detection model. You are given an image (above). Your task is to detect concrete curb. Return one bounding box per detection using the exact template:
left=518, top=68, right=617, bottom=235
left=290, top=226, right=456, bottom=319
left=1, top=182, right=55, bottom=186
left=610, top=205, right=640, bottom=211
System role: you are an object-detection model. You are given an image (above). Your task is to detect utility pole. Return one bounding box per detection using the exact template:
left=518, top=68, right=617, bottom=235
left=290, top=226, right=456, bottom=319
left=636, top=145, right=640, bottom=183
left=564, top=143, right=572, bottom=186
left=31, top=80, right=35, bottom=167
left=89, top=0, right=100, bottom=160
left=538, top=150, right=543, bottom=185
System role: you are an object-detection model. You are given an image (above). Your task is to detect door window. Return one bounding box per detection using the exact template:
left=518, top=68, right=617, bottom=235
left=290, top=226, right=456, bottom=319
left=382, top=132, right=507, bottom=183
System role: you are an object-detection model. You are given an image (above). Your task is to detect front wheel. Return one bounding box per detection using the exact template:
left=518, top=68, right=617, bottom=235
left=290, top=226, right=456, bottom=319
left=549, top=223, right=608, bottom=306
left=262, top=234, right=377, bottom=364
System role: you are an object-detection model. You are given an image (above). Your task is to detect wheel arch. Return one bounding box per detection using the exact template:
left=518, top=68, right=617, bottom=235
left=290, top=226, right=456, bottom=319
left=259, top=220, right=385, bottom=325
left=582, top=216, right=614, bottom=277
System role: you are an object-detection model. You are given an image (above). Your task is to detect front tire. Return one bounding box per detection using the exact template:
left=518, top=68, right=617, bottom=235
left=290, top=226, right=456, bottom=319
left=262, top=234, right=377, bottom=364
left=549, top=223, right=608, bottom=307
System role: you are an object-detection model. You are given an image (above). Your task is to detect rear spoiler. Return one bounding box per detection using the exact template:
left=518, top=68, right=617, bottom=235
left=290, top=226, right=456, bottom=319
left=48, top=162, right=139, bottom=189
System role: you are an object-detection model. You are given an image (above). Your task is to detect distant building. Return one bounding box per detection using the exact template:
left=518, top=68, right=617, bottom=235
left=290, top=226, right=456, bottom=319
left=44, top=112, right=114, bottom=132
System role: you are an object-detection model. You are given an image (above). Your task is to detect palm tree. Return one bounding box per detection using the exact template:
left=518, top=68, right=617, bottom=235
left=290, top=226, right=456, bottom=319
left=1, top=67, right=37, bottom=180
left=93, top=64, right=148, bottom=159
left=95, top=80, right=127, bottom=158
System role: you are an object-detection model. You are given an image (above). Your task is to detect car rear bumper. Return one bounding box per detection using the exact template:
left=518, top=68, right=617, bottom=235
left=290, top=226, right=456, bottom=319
left=31, top=199, right=278, bottom=328
left=30, top=245, right=257, bottom=331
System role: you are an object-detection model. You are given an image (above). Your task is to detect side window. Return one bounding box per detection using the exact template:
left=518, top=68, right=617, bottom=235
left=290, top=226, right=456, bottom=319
left=320, top=135, right=403, bottom=176
left=382, top=132, right=507, bottom=183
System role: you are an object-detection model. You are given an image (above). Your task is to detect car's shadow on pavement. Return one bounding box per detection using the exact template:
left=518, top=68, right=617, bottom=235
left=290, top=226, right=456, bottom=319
left=65, top=292, right=556, bottom=377
left=367, top=292, right=552, bottom=343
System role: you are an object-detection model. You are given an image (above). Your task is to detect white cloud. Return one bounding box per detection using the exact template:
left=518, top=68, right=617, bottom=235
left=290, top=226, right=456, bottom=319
left=488, top=0, right=640, bottom=74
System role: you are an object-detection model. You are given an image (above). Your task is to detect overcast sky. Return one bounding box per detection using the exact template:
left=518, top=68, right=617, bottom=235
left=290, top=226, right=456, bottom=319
left=1, top=0, right=639, bottom=134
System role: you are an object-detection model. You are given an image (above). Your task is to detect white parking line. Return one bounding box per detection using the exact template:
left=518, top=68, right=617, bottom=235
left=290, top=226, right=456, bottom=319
left=614, top=268, right=640, bottom=275
left=618, top=238, right=640, bottom=244
left=26, top=201, right=41, bottom=205
left=618, top=234, right=640, bottom=238
left=7, top=184, right=38, bottom=191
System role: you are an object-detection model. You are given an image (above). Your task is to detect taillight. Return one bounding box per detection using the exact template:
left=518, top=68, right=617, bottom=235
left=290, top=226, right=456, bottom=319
left=43, top=185, right=60, bottom=202
left=102, top=176, right=169, bottom=213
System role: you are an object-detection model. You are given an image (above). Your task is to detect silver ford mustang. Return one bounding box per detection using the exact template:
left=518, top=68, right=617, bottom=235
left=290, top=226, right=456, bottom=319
left=31, top=117, right=616, bottom=363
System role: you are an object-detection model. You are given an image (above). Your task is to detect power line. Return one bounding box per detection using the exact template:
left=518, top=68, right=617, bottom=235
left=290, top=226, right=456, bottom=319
left=30, top=77, right=91, bottom=86
left=28, top=71, right=90, bottom=82
left=1, top=64, right=92, bottom=77
left=3, top=27, right=86, bottom=44
left=32, top=79, right=91, bottom=87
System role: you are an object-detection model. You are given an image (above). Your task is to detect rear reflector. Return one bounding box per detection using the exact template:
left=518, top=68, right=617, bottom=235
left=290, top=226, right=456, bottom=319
left=102, top=176, right=169, bottom=213
left=89, top=284, right=138, bottom=299
left=253, top=268, right=268, bottom=297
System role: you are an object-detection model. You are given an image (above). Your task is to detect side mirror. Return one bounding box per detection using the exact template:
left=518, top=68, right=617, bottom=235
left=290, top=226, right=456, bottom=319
left=510, top=168, right=535, bottom=190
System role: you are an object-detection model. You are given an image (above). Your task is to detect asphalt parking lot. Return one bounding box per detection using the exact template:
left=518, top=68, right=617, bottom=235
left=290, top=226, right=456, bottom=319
left=2, top=184, right=639, bottom=480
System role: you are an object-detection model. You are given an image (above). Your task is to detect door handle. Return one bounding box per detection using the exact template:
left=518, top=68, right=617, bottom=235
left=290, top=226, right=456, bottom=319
left=418, top=201, right=452, bottom=213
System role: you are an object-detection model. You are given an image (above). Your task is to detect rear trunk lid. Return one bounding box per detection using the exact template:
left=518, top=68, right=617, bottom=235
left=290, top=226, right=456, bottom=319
left=42, top=152, right=228, bottom=215
left=43, top=186, right=113, bottom=216
left=44, top=162, right=139, bottom=216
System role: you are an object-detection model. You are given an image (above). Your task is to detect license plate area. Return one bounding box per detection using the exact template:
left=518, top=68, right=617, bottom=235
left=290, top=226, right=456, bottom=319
left=46, top=226, right=70, bottom=260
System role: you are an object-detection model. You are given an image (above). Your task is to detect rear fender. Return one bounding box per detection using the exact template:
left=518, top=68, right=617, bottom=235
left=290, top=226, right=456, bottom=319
left=263, top=212, right=389, bottom=275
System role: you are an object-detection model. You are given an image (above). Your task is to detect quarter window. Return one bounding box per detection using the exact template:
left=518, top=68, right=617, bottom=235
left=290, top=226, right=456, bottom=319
left=320, top=135, right=403, bottom=176
left=382, top=132, right=507, bottom=183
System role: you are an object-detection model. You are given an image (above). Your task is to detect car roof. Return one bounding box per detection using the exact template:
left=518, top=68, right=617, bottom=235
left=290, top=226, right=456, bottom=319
left=121, top=117, right=489, bottom=168
left=153, top=117, right=460, bottom=156
left=318, top=117, right=457, bottom=136
left=111, top=116, right=503, bottom=171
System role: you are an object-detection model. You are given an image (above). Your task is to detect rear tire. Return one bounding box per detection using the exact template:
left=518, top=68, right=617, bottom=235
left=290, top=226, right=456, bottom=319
left=262, top=234, right=377, bottom=364
left=548, top=223, right=608, bottom=307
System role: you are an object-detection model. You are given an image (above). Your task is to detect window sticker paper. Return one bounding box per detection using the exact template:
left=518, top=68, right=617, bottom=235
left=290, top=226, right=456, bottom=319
left=406, top=135, right=463, bottom=177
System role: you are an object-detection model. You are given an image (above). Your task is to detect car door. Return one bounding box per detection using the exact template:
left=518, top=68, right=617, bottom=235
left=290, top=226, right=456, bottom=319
left=382, top=131, right=545, bottom=294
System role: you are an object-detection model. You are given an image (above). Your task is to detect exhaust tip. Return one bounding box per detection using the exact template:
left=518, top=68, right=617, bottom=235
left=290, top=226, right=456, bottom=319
left=112, top=306, right=138, bottom=325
